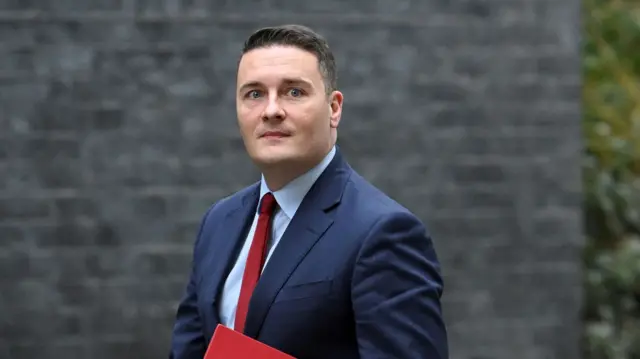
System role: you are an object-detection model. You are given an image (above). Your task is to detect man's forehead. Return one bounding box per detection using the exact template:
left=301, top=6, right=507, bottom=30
left=239, top=46, right=319, bottom=71
left=237, top=46, right=322, bottom=85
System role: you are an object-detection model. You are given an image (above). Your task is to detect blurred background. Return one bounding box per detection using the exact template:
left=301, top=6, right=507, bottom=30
left=0, top=0, right=634, bottom=358
left=583, top=0, right=640, bottom=358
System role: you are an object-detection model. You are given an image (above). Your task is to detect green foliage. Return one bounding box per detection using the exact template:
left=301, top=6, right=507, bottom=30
left=583, top=0, right=640, bottom=358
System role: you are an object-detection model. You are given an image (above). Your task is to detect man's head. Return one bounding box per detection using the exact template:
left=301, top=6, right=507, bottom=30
left=235, top=24, right=343, bottom=188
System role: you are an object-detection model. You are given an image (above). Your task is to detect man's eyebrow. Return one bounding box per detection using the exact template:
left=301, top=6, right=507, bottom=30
left=238, top=78, right=313, bottom=92
left=281, top=77, right=313, bottom=86
left=238, top=81, right=261, bottom=93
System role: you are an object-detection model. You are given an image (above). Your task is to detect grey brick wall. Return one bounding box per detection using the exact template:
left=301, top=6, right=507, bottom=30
left=0, top=1, right=583, bottom=358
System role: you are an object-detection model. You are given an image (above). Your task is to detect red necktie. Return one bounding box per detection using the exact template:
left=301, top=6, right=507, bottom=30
left=234, top=192, right=277, bottom=333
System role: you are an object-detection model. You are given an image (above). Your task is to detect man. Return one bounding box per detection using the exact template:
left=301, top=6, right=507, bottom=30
left=170, top=24, right=448, bottom=359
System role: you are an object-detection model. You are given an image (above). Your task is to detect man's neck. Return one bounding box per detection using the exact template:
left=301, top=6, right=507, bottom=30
left=262, top=160, right=318, bottom=192
left=261, top=147, right=333, bottom=192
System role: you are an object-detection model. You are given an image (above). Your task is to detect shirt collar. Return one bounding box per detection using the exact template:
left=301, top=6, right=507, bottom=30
left=259, top=146, right=336, bottom=218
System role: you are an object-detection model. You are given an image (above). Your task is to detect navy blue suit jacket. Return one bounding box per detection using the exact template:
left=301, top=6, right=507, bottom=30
left=170, top=149, right=448, bottom=358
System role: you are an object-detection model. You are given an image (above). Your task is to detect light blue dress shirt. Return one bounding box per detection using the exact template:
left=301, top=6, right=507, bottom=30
left=218, top=146, right=336, bottom=329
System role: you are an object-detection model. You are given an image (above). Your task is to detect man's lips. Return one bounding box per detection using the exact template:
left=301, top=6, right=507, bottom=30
left=261, top=131, right=290, bottom=138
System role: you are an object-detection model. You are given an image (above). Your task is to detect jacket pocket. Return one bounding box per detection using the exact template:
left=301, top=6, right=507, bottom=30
left=274, top=280, right=333, bottom=303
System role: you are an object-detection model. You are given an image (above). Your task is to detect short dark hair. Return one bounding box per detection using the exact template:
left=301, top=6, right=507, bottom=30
left=241, top=24, right=338, bottom=94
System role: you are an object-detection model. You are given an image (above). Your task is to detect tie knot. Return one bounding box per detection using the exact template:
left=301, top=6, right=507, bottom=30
left=259, top=192, right=277, bottom=215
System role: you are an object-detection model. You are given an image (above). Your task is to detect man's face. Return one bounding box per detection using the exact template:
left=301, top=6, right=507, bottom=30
left=236, top=45, right=342, bottom=170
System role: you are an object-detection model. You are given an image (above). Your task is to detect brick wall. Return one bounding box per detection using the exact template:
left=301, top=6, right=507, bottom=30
left=0, top=1, right=583, bottom=358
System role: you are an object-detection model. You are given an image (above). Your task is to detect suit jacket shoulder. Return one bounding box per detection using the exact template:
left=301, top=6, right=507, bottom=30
left=344, top=170, right=427, bottom=232
left=208, top=182, right=259, bottom=217
left=199, top=182, right=259, bottom=226
left=191, top=182, right=259, bottom=259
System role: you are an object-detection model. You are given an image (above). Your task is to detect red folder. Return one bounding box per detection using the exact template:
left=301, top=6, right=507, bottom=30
left=204, top=324, right=295, bottom=359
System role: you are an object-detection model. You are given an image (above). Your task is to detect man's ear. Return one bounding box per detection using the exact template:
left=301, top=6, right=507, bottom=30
left=329, top=90, right=343, bottom=129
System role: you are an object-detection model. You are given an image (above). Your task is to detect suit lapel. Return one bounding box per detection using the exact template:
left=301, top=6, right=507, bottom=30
left=243, top=150, right=351, bottom=338
left=199, top=184, right=260, bottom=331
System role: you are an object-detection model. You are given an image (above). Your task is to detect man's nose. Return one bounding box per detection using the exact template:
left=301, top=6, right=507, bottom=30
left=262, top=94, right=285, bottom=121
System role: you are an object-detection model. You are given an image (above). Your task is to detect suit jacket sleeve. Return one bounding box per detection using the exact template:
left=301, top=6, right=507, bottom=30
left=169, top=206, right=213, bottom=359
left=351, top=211, right=448, bottom=359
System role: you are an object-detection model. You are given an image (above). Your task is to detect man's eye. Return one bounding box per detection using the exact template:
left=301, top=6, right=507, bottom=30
left=246, top=90, right=261, bottom=99
left=288, top=88, right=303, bottom=97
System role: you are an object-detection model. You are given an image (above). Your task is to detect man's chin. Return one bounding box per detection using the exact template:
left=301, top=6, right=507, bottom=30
left=252, top=148, right=296, bottom=166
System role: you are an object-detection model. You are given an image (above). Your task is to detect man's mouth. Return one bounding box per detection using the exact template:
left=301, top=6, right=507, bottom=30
left=261, top=131, right=290, bottom=138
